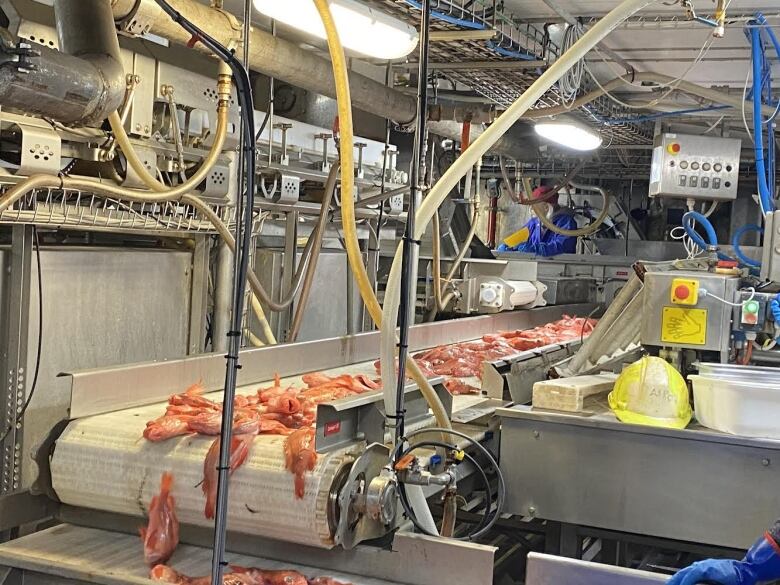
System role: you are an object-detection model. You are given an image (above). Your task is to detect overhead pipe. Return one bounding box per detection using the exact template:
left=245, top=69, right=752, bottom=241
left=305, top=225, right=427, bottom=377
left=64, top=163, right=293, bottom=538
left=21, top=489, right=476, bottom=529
left=522, top=71, right=780, bottom=120
left=111, top=0, right=418, bottom=126
left=427, top=120, right=541, bottom=160
left=0, top=0, right=124, bottom=125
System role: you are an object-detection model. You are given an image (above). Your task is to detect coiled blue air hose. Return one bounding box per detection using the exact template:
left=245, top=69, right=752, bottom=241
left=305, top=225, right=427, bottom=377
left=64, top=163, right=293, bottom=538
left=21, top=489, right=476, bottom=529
left=732, top=224, right=763, bottom=268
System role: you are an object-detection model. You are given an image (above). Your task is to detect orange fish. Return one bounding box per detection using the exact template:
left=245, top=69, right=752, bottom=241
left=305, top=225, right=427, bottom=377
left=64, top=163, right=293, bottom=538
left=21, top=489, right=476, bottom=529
left=143, top=416, right=193, bottom=442
left=140, top=472, right=179, bottom=566
left=309, top=579, right=354, bottom=585
left=266, top=394, right=301, bottom=416
left=231, top=566, right=308, bottom=585
left=150, top=566, right=254, bottom=585
left=169, top=382, right=220, bottom=410
left=202, top=435, right=253, bottom=519
left=284, top=428, right=317, bottom=499
left=258, top=418, right=295, bottom=436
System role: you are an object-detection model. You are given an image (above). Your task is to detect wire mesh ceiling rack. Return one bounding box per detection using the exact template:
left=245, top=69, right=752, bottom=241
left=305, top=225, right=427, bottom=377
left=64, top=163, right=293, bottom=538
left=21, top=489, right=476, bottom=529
left=367, top=0, right=654, bottom=146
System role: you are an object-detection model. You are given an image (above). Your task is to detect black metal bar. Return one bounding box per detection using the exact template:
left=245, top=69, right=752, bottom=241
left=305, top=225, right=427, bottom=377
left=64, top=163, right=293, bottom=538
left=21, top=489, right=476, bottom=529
left=394, top=0, right=431, bottom=449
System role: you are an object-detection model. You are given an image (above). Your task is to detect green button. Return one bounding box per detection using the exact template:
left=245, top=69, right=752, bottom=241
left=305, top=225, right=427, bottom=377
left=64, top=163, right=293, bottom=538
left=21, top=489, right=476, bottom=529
left=745, top=300, right=759, bottom=314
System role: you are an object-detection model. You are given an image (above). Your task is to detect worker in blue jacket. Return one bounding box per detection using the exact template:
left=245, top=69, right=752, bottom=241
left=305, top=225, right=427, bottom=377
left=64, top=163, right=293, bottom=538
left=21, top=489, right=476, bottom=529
left=497, top=186, right=578, bottom=256
left=668, top=521, right=780, bottom=584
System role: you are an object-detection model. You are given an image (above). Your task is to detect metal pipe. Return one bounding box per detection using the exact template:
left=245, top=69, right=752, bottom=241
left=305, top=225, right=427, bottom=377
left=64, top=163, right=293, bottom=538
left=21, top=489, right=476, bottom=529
left=427, top=120, right=540, bottom=160
left=111, top=0, right=418, bottom=125
left=212, top=239, right=232, bottom=352
left=523, top=71, right=780, bottom=120
left=0, top=0, right=124, bottom=125
left=288, top=163, right=341, bottom=342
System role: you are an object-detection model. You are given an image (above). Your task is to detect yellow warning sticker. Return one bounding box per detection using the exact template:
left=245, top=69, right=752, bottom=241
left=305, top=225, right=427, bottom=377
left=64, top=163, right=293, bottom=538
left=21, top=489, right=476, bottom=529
left=661, top=307, right=708, bottom=345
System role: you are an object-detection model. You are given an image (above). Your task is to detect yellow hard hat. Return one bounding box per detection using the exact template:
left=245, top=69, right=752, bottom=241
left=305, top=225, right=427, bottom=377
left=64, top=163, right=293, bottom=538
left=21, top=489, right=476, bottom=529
left=608, top=356, right=692, bottom=429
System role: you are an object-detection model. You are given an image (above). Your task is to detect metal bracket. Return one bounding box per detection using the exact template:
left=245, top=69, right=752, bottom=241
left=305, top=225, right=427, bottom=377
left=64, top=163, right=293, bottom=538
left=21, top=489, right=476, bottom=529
left=315, top=380, right=452, bottom=453
left=278, top=175, right=300, bottom=204
left=116, top=0, right=164, bottom=37
left=199, top=157, right=233, bottom=205
left=0, top=112, right=61, bottom=176
left=335, top=443, right=396, bottom=549
left=0, top=37, right=38, bottom=74
left=122, top=143, right=158, bottom=189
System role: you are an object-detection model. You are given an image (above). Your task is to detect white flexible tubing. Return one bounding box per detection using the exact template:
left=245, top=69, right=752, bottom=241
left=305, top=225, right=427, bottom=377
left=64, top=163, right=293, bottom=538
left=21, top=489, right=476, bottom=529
left=380, top=0, right=661, bottom=402
left=251, top=293, right=278, bottom=345
left=407, top=484, right=439, bottom=536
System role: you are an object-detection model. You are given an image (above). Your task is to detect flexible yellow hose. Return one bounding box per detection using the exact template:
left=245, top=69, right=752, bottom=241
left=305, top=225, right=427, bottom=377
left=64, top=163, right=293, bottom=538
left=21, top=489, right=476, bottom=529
left=312, top=0, right=450, bottom=431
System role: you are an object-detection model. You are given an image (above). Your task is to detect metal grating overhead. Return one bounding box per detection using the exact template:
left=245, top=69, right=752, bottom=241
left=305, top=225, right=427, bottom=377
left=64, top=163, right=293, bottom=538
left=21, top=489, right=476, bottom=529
left=365, top=0, right=654, bottom=145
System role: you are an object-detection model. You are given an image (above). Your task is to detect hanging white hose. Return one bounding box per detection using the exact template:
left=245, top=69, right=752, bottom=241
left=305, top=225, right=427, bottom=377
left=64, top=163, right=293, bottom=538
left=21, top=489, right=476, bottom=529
left=379, top=0, right=662, bottom=405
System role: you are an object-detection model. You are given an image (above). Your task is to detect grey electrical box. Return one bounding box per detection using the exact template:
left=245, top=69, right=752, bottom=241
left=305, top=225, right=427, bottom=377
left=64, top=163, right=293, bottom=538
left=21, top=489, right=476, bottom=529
left=640, top=271, right=738, bottom=353
left=649, top=133, right=741, bottom=201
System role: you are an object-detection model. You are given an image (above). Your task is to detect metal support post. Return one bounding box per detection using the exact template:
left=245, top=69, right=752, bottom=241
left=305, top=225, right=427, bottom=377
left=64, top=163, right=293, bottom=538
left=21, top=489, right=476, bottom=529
left=1, top=226, right=33, bottom=496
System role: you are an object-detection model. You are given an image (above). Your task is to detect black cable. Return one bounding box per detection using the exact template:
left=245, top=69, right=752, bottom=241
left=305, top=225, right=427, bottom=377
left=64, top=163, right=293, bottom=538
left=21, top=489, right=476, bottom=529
left=151, top=4, right=255, bottom=585
left=580, top=306, right=600, bottom=345
left=394, top=0, right=431, bottom=451
left=254, top=108, right=271, bottom=145
left=395, top=440, right=494, bottom=539
left=394, top=427, right=506, bottom=540
left=0, top=227, right=43, bottom=445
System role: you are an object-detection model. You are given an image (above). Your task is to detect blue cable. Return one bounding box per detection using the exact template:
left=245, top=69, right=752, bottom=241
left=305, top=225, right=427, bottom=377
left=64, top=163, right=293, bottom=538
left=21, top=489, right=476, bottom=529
left=486, top=40, right=538, bottom=61
left=401, top=0, right=484, bottom=29
left=756, top=12, right=780, bottom=60
left=732, top=224, right=763, bottom=268
left=770, top=295, right=780, bottom=342
left=751, top=25, right=775, bottom=214
left=400, top=0, right=542, bottom=60
left=602, top=104, right=731, bottom=125
left=682, top=211, right=733, bottom=262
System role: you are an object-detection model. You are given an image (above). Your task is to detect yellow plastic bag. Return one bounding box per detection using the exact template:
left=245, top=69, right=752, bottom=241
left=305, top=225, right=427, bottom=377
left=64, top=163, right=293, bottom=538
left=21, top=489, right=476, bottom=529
left=608, top=356, right=692, bottom=429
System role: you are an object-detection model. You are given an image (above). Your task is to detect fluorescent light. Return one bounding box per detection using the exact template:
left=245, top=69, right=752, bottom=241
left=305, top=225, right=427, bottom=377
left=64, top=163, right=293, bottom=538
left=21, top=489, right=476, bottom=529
left=253, top=0, right=419, bottom=60
left=534, top=121, right=603, bottom=151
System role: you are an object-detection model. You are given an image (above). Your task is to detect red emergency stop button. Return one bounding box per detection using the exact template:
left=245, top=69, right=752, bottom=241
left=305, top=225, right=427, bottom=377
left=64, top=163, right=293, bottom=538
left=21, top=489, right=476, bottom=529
left=668, top=143, right=681, bottom=155
left=671, top=278, right=699, bottom=305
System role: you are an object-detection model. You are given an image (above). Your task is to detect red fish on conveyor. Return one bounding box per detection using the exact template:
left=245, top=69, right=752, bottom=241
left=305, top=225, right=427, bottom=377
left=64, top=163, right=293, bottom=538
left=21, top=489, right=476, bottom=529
left=202, top=435, right=253, bottom=519
left=150, top=565, right=254, bottom=585
left=443, top=378, right=481, bottom=396
left=265, top=394, right=302, bottom=415
left=231, top=566, right=308, bottom=585
left=168, top=382, right=220, bottom=411
left=143, top=416, right=193, bottom=442
left=284, top=428, right=317, bottom=499
left=140, top=472, right=179, bottom=566
left=150, top=565, right=350, bottom=585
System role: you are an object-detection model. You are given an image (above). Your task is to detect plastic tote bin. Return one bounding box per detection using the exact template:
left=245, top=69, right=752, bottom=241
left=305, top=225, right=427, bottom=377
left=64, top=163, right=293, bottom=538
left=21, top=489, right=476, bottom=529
left=690, top=374, right=780, bottom=439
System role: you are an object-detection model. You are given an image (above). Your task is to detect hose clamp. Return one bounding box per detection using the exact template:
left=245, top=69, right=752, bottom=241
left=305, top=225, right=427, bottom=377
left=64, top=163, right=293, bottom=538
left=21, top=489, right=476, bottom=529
left=116, top=0, right=163, bottom=37
left=212, top=7, right=243, bottom=53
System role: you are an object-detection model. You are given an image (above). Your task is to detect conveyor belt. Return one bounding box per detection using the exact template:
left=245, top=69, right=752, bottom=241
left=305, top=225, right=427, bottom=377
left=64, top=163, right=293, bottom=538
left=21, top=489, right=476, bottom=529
left=0, top=524, right=402, bottom=585
left=50, top=367, right=491, bottom=549
left=51, top=373, right=360, bottom=549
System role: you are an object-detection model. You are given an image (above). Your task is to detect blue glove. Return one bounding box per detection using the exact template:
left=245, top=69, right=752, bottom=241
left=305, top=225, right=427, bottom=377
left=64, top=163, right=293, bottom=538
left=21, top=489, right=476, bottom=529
left=668, top=536, right=780, bottom=585
left=497, top=243, right=512, bottom=252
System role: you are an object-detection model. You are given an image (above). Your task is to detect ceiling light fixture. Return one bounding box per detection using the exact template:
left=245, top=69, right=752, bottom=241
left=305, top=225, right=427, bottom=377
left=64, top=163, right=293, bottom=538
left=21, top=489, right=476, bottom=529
left=534, top=120, right=603, bottom=151
left=253, top=0, right=419, bottom=60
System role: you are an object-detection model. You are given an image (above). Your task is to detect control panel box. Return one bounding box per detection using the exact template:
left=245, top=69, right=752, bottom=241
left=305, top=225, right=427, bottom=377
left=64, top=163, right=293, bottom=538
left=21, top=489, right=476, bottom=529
left=641, top=271, right=739, bottom=352
left=649, top=133, right=741, bottom=201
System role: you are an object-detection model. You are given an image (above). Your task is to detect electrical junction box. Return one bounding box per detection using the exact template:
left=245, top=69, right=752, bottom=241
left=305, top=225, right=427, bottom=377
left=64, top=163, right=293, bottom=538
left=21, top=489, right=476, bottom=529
left=641, top=271, right=738, bottom=352
left=649, top=133, right=741, bottom=201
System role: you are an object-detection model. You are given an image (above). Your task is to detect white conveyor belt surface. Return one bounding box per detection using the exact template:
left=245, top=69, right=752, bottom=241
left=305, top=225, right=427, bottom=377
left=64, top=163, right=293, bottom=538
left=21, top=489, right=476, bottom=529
left=51, top=387, right=357, bottom=548
left=0, top=524, right=403, bottom=585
